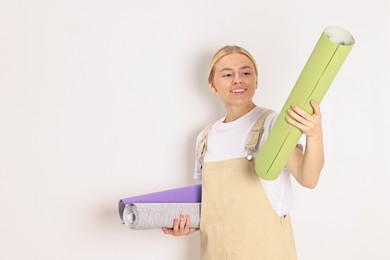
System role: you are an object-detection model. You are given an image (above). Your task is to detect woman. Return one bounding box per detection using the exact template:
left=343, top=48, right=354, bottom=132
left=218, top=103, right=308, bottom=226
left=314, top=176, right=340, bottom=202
left=163, top=45, right=324, bottom=259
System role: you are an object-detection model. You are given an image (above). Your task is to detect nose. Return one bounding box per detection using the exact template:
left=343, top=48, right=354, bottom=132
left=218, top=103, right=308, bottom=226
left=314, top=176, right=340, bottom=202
left=233, top=75, right=242, bottom=85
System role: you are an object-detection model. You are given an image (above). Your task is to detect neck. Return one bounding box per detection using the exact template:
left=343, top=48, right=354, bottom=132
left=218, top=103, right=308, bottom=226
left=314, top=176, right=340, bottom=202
left=224, top=102, right=256, bottom=123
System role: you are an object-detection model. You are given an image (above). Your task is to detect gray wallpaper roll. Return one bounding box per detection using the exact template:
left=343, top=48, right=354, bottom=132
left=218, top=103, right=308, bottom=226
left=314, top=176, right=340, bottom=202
left=123, top=203, right=201, bottom=229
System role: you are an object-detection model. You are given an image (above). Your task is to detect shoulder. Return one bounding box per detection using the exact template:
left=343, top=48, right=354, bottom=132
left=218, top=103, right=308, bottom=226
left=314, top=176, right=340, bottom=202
left=195, top=116, right=225, bottom=139
left=265, top=110, right=278, bottom=127
left=255, top=106, right=277, bottom=116
left=255, top=106, right=278, bottom=127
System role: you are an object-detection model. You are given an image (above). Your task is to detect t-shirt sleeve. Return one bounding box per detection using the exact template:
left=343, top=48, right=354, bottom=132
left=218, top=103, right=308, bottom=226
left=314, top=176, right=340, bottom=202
left=267, top=111, right=278, bottom=132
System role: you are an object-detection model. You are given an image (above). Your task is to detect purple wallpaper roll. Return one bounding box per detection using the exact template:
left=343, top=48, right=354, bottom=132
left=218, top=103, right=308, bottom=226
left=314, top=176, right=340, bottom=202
left=118, top=184, right=202, bottom=223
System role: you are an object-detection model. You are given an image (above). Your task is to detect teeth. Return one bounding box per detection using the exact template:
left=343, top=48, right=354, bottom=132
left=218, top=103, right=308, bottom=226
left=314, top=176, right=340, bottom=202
left=231, top=89, right=246, bottom=93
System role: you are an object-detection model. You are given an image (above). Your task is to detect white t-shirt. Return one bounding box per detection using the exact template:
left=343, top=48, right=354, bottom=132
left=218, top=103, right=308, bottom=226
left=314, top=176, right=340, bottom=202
left=194, top=106, right=300, bottom=217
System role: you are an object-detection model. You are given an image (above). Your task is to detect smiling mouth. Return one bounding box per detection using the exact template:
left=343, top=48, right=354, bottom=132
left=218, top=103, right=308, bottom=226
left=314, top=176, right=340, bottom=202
left=230, top=89, right=247, bottom=93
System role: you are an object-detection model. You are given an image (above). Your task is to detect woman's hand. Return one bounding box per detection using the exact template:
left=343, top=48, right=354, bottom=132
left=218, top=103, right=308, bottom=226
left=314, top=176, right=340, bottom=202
left=162, top=214, right=199, bottom=236
left=286, top=100, right=323, bottom=140
left=286, top=100, right=324, bottom=189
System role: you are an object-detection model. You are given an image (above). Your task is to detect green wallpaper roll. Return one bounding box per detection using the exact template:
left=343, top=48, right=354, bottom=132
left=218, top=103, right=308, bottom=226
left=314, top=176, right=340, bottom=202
left=255, top=26, right=355, bottom=180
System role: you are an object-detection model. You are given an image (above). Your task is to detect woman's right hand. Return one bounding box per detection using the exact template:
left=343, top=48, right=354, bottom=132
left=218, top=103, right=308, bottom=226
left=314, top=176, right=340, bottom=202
left=162, top=214, right=199, bottom=236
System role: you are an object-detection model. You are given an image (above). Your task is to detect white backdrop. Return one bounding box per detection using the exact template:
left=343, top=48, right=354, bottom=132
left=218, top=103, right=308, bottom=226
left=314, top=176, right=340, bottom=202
left=1, top=0, right=389, bottom=259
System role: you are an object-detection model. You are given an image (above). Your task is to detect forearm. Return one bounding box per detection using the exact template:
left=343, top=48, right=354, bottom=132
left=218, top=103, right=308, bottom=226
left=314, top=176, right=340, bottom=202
left=300, top=135, right=324, bottom=188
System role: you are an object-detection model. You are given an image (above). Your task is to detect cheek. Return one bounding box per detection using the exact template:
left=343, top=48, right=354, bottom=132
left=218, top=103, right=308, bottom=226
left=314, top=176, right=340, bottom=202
left=245, top=78, right=257, bottom=88
left=214, top=78, right=229, bottom=88
left=251, top=78, right=258, bottom=88
left=242, top=75, right=255, bottom=83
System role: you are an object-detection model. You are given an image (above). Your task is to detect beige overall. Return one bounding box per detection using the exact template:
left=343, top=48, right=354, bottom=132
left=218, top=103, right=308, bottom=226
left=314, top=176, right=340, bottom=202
left=198, top=110, right=297, bottom=260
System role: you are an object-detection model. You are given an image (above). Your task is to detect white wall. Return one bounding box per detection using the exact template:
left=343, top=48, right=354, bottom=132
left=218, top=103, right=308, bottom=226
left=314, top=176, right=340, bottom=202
left=1, top=0, right=389, bottom=259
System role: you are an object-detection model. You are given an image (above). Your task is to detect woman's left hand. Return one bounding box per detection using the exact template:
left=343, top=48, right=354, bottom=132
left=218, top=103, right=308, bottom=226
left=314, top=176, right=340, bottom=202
left=285, top=100, right=324, bottom=189
left=286, top=100, right=323, bottom=139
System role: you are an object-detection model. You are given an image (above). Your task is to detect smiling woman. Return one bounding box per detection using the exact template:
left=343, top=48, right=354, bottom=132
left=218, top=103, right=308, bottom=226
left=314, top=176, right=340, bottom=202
left=208, top=46, right=259, bottom=122
left=163, top=45, right=325, bottom=260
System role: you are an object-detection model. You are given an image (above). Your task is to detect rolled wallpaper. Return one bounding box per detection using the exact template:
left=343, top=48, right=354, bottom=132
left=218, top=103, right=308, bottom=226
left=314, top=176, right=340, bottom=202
left=118, top=184, right=202, bottom=228
left=255, top=26, right=355, bottom=180
left=124, top=203, right=201, bottom=229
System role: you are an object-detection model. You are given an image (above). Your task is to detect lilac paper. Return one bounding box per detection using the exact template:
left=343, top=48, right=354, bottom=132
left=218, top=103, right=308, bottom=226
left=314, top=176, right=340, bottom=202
left=118, top=184, right=202, bottom=223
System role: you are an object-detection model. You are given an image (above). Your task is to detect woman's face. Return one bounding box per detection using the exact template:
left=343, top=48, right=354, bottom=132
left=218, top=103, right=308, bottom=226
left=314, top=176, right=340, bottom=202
left=209, top=53, right=257, bottom=108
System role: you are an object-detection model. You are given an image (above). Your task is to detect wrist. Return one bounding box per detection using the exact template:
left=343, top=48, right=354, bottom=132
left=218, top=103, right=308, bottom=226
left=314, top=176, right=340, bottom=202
left=306, top=132, right=323, bottom=142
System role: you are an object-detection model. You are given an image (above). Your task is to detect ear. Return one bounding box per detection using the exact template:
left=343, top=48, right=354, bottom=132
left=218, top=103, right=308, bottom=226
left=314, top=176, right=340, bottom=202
left=209, top=82, right=217, bottom=93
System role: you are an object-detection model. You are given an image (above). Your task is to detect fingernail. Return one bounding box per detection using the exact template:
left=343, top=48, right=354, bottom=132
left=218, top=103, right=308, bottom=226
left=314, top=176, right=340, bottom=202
left=291, top=104, right=296, bottom=109
left=287, top=109, right=291, bottom=114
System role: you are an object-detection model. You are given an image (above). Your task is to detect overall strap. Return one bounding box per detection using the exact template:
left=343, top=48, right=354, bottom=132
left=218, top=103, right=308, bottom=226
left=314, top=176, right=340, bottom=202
left=245, top=109, right=274, bottom=160
left=197, top=123, right=213, bottom=164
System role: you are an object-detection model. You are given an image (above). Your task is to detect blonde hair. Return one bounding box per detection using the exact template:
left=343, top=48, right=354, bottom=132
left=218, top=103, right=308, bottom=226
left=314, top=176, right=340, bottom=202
left=208, top=45, right=258, bottom=83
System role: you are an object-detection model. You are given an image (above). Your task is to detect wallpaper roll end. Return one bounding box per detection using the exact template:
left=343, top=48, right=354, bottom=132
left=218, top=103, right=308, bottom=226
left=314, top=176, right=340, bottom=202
left=324, top=26, right=355, bottom=46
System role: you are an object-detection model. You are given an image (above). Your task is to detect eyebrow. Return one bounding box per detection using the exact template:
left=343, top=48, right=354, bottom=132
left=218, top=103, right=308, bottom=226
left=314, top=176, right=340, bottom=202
left=219, top=66, right=253, bottom=72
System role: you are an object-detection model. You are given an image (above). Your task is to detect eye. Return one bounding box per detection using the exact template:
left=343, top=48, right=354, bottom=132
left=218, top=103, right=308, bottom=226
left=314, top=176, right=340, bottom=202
left=222, top=73, right=232, bottom=78
left=242, top=71, right=252, bottom=76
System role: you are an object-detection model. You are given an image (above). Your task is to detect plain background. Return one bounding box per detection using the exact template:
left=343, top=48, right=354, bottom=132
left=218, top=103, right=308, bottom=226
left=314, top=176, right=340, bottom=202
left=1, top=0, right=389, bottom=259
